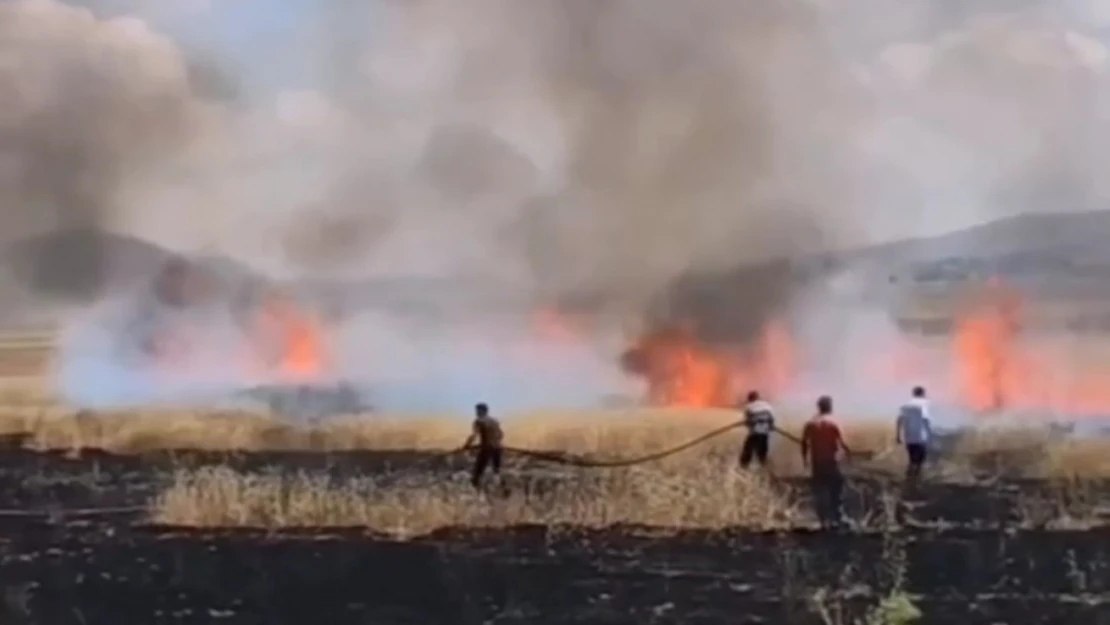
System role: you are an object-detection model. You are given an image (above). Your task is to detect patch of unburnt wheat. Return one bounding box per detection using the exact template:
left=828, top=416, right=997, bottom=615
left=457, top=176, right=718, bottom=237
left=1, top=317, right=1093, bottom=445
left=0, top=407, right=890, bottom=465
left=149, top=460, right=799, bottom=535
left=2, top=395, right=1110, bottom=483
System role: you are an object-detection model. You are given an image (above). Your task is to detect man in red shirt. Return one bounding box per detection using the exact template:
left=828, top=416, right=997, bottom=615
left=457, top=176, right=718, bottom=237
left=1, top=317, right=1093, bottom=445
left=801, top=395, right=852, bottom=529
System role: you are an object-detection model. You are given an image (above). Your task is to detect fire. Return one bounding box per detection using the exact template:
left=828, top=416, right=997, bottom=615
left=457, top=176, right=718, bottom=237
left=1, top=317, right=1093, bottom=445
left=621, top=320, right=795, bottom=408
left=952, top=280, right=1022, bottom=412
left=950, top=280, right=1110, bottom=416
left=620, top=323, right=730, bottom=407
left=136, top=255, right=1110, bottom=419
left=125, top=259, right=331, bottom=388
left=621, top=277, right=1110, bottom=418
left=250, top=291, right=329, bottom=381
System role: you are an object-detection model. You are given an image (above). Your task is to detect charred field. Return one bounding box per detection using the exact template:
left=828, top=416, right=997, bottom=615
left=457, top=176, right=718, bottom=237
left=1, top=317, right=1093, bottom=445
left=0, top=436, right=1108, bottom=625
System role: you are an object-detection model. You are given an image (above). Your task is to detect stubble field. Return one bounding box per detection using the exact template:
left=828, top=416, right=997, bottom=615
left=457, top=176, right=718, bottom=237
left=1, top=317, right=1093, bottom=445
left=0, top=337, right=1109, bottom=623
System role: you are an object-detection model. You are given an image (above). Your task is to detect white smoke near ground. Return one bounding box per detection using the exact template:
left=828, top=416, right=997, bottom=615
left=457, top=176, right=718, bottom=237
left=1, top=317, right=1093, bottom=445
left=331, top=311, right=639, bottom=414
left=5, top=0, right=1110, bottom=416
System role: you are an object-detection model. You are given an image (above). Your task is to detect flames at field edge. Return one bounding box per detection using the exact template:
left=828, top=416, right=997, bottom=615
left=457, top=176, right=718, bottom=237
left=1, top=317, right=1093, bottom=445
left=620, top=279, right=1110, bottom=417
left=141, top=258, right=1110, bottom=417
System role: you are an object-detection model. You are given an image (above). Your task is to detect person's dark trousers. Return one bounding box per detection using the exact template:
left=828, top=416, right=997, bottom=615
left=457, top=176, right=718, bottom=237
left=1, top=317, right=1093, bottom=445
left=810, top=461, right=845, bottom=528
left=471, top=447, right=503, bottom=488
left=905, top=443, right=927, bottom=480
left=739, top=433, right=770, bottom=468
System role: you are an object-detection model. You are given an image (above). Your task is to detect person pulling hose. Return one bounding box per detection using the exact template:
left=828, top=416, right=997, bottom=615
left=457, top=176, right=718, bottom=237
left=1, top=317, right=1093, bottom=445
left=740, top=390, right=776, bottom=469
left=801, top=395, right=853, bottom=530
left=461, top=402, right=504, bottom=489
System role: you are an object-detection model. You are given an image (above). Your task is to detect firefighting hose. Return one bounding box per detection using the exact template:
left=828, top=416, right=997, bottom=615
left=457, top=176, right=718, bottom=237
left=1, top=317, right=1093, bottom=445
left=453, top=421, right=895, bottom=470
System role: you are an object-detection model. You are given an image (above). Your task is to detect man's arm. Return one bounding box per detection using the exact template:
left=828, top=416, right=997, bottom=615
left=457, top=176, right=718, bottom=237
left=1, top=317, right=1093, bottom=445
left=800, top=423, right=811, bottom=464
left=837, top=425, right=853, bottom=457
left=462, top=422, right=478, bottom=449
left=895, top=413, right=904, bottom=444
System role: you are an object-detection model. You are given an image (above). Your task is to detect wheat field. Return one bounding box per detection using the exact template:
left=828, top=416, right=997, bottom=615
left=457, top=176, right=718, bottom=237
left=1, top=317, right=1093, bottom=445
left=0, top=404, right=1104, bottom=534
left=0, top=332, right=1108, bottom=534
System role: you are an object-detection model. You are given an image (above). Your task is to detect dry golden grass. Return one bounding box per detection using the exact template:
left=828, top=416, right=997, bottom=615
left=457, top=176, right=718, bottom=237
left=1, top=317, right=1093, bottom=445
left=138, top=412, right=1110, bottom=535
left=0, top=401, right=884, bottom=534
left=3, top=402, right=1099, bottom=473
left=150, top=462, right=799, bottom=536
left=0, top=402, right=891, bottom=463
left=0, top=400, right=1099, bottom=535
left=0, top=337, right=1108, bottom=533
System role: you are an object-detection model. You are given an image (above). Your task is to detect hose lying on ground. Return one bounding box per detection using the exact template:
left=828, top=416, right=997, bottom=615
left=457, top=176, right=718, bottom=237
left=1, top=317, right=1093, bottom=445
left=481, top=420, right=748, bottom=468
left=452, top=421, right=893, bottom=471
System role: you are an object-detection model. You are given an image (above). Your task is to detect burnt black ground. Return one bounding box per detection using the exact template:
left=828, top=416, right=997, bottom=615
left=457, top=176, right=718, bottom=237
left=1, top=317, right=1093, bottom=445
left=0, top=448, right=1108, bottom=624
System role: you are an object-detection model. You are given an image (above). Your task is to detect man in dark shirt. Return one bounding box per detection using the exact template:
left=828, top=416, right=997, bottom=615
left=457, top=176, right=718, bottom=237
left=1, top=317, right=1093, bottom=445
left=740, top=390, right=775, bottom=469
left=462, top=402, right=504, bottom=489
left=801, top=395, right=852, bottom=529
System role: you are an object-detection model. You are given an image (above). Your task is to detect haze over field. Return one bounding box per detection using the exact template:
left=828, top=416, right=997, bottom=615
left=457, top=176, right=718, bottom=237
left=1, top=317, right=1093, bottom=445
left=3, top=0, right=1110, bottom=417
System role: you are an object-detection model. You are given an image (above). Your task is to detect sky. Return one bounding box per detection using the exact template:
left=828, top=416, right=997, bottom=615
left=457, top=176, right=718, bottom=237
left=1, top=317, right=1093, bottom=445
left=168, top=0, right=315, bottom=93
left=31, top=0, right=1110, bottom=269
left=70, top=0, right=332, bottom=95
left=134, top=0, right=1110, bottom=95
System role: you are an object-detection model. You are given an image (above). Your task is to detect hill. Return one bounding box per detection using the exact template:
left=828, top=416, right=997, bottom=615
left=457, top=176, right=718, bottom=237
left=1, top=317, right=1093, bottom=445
left=0, top=229, right=271, bottom=328
left=852, top=210, right=1110, bottom=284
left=3, top=211, right=1110, bottom=333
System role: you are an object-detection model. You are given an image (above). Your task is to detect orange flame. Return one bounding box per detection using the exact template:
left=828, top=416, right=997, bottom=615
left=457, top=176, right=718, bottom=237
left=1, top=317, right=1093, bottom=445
left=952, top=280, right=1022, bottom=412
left=252, top=291, right=328, bottom=381
left=950, top=279, right=1110, bottom=416
left=618, top=279, right=1110, bottom=418
left=621, top=320, right=795, bottom=408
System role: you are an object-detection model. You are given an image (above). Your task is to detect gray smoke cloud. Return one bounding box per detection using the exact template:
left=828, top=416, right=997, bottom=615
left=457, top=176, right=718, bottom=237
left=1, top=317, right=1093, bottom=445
left=7, top=0, right=1110, bottom=414
left=0, top=1, right=205, bottom=299
left=134, top=0, right=876, bottom=340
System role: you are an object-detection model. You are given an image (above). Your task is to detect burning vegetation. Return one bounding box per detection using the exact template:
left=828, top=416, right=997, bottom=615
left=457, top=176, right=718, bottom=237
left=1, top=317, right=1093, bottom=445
left=951, top=279, right=1110, bottom=416
left=248, top=291, right=329, bottom=382
left=617, top=275, right=1110, bottom=420
left=108, top=257, right=1110, bottom=421
left=137, top=259, right=331, bottom=387
left=619, top=321, right=795, bottom=408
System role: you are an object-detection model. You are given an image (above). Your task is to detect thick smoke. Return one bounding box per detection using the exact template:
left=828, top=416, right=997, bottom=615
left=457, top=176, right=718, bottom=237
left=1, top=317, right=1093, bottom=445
left=133, top=0, right=876, bottom=337
left=8, top=0, right=1110, bottom=414
left=0, top=1, right=203, bottom=299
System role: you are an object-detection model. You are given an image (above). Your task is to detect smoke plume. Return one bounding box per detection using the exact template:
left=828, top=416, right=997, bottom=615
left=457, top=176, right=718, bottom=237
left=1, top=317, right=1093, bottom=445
left=7, top=0, right=1110, bottom=414
left=137, top=0, right=876, bottom=338
left=0, top=0, right=203, bottom=298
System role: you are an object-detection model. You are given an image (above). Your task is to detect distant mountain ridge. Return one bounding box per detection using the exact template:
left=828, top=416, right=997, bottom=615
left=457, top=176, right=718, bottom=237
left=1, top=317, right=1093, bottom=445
left=850, top=210, right=1110, bottom=282
left=2, top=211, right=1110, bottom=332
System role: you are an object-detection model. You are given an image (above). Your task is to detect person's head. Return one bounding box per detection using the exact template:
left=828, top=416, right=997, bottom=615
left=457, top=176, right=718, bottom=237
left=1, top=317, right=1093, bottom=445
left=816, top=395, right=833, bottom=416
left=475, top=403, right=489, bottom=417
left=747, top=390, right=760, bottom=403
left=912, top=386, right=926, bottom=399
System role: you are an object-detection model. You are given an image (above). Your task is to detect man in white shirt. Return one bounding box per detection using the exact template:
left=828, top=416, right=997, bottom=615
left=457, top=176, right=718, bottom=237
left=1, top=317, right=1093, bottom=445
left=740, top=390, right=776, bottom=468
left=896, top=386, right=933, bottom=481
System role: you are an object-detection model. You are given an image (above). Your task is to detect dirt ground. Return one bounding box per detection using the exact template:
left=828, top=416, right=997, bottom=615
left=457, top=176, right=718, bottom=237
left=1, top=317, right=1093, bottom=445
left=0, top=448, right=1107, bottom=624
